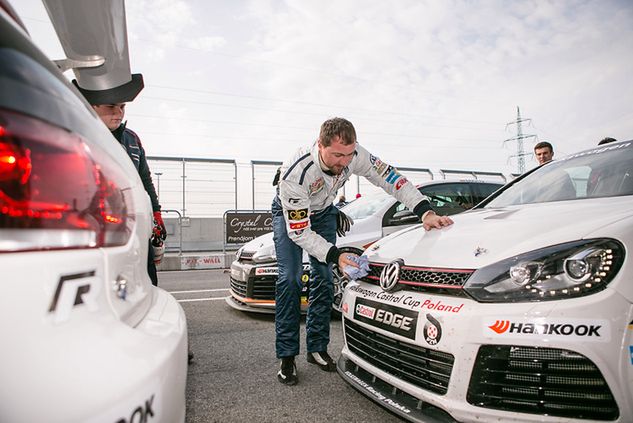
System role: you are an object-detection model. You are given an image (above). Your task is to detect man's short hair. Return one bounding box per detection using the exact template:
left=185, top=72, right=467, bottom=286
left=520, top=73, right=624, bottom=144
left=598, top=137, right=617, bottom=145
left=319, top=118, right=356, bottom=146
left=534, top=141, right=553, bottom=152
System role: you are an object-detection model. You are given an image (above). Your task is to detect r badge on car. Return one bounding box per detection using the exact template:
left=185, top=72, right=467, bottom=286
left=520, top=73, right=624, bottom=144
left=474, top=247, right=488, bottom=257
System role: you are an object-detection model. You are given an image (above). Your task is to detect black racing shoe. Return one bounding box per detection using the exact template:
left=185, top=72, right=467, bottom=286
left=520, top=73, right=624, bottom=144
left=277, top=356, right=298, bottom=385
left=307, top=351, right=336, bottom=372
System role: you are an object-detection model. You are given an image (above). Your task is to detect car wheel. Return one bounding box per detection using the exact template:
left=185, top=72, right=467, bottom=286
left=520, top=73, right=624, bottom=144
left=332, top=247, right=364, bottom=316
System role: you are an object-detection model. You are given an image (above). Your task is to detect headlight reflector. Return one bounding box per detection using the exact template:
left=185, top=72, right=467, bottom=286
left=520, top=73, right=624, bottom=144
left=464, top=239, right=624, bottom=302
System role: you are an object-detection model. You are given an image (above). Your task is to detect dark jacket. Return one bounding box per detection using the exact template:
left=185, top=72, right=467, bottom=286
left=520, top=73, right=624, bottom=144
left=112, top=123, right=161, bottom=212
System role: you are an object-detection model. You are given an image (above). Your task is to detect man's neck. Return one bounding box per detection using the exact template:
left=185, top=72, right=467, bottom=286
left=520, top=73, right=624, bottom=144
left=318, top=151, right=335, bottom=176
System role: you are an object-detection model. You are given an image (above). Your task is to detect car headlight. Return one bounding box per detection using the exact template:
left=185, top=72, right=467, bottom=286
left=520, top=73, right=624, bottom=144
left=235, top=247, right=244, bottom=260
left=463, top=239, right=624, bottom=302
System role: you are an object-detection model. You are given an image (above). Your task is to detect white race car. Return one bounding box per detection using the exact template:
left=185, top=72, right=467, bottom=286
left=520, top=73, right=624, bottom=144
left=227, top=180, right=501, bottom=314
left=338, top=140, right=633, bottom=422
left=0, top=1, right=187, bottom=422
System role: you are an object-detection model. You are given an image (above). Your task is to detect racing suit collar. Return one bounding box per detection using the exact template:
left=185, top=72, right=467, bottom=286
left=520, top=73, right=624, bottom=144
left=110, top=121, right=127, bottom=142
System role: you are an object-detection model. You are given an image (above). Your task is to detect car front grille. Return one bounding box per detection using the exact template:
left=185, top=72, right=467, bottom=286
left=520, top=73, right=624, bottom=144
left=344, top=318, right=454, bottom=395
left=237, top=250, right=255, bottom=263
left=359, top=262, right=473, bottom=297
left=229, top=276, right=247, bottom=297
left=467, top=345, right=619, bottom=420
left=252, top=276, right=276, bottom=300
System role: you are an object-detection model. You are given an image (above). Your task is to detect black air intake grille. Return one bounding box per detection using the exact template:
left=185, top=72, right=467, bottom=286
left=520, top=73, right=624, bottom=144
left=467, top=345, right=618, bottom=420
left=229, top=276, right=247, bottom=297
left=344, top=318, right=454, bottom=395
left=252, top=277, right=276, bottom=300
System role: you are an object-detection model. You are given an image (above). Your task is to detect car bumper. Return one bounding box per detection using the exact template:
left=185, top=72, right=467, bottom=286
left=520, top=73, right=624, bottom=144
left=2, top=286, right=188, bottom=423
left=338, top=280, right=633, bottom=423
left=228, top=259, right=310, bottom=314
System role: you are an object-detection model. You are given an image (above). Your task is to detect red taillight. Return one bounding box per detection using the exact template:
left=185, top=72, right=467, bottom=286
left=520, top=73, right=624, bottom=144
left=0, top=108, right=134, bottom=252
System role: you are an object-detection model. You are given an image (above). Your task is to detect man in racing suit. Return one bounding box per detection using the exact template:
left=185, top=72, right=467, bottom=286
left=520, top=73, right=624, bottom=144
left=273, top=117, right=453, bottom=385
left=72, top=74, right=165, bottom=285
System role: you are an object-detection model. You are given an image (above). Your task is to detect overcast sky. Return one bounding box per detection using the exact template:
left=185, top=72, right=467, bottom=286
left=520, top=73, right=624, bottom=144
left=13, top=0, right=633, bottom=176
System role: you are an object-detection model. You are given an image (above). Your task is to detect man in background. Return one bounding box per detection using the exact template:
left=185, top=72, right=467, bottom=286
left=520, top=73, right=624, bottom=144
left=534, top=141, right=554, bottom=165
left=73, top=73, right=166, bottom=286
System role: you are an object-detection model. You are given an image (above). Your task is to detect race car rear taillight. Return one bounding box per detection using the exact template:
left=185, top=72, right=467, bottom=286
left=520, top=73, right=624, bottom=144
left=0, top=108, right=134, bottom=252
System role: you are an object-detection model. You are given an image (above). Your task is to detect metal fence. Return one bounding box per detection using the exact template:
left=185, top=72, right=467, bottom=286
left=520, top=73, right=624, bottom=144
left=252, top=160, right=282, bottom=211
left=148, top=155, right=509, bottom=217
left=147, top=156, right=237, bottom=217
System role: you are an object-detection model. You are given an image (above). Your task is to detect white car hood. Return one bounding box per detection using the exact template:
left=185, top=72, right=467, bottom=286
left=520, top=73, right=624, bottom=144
left=365, top=197, right=633, bottom=269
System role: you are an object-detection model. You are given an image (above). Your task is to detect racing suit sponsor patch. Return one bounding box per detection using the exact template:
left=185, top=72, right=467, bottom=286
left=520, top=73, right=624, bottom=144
left=287, top=208, right=308, bottom=221
left=385, top=169, right=401, bottom=184
left=395, top=177, right=407, bottom=190
left=289, top=221, right=308, bottom=230
left=354, top=297, right=418, bottom=340
left=309, top=177, right=324, bottom=195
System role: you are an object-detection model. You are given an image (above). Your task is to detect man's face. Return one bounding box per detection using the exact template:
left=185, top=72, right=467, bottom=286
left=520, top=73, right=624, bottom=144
left=535, top=147, right=553, bottom=165
left=318, top=136, right=356, bottom=175
left=93, top=103, right=126, bottom=131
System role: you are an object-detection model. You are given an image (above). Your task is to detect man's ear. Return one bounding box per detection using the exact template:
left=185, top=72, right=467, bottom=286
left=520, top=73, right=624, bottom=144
left=317, top=137, right=325, bottom=150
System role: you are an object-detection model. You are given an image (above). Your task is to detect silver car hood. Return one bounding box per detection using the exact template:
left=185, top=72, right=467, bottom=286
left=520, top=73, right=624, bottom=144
left=241, top=231, right=274, bottom=252
left=364, top=196, right=633, bottom=269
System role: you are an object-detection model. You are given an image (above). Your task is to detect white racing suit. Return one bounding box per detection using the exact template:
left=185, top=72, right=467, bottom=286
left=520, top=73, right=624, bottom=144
left=272, top=141, right=433, bottom=358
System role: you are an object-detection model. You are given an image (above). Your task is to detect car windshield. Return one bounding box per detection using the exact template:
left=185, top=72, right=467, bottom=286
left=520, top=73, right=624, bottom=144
left=485, top=141, right=633, bottom=207
left=340, top=191, right=393, bottom=220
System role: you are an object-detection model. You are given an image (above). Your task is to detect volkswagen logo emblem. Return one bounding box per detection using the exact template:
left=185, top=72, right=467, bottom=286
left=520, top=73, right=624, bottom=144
left=380, top=259, right=404, bottom=292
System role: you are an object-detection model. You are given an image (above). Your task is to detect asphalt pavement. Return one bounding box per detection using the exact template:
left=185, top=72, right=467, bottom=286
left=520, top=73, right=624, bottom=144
left=158, top=269, right=403, bottom=423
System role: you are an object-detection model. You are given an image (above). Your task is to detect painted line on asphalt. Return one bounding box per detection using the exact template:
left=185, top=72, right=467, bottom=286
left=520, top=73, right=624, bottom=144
left=177, top=297, right=227, bottom=303
left=169, top=288, right=229, bottom=294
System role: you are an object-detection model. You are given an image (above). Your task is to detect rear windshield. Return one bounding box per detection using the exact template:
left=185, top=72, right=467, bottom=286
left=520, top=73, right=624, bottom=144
left=486, top=141, right=633, bottom=207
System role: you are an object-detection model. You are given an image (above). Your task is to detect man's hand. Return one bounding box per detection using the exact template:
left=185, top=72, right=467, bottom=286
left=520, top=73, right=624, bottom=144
left=336, top=210, right=354, bottom=237
left=422, top=211, right=453, bottom=231
left=338, top=252, right=360, bottom=278
left=153, top=211, right=167, bottom=239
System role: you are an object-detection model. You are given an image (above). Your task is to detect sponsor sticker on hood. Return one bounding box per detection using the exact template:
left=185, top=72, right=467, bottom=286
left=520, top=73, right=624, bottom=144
left=354, top=297, right=418, bottom=340
left=483, top=318, right=611, bottom=342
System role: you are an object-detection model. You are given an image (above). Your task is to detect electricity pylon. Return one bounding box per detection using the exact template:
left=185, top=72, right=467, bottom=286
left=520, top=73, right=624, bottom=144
left=503, top=106, right=537, bottom=174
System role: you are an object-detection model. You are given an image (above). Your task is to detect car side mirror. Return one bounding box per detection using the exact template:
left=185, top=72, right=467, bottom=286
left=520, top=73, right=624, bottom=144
left=386, top=210, right=419, bottom=226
